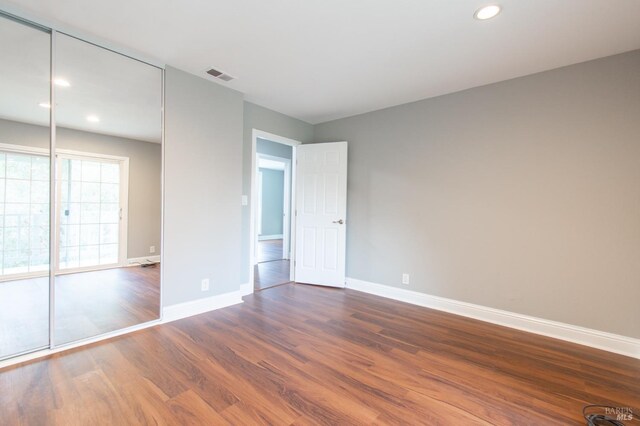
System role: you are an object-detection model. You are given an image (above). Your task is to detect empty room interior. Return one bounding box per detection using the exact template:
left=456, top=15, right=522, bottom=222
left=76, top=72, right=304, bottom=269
left=0, top=1, right=638, bottom=425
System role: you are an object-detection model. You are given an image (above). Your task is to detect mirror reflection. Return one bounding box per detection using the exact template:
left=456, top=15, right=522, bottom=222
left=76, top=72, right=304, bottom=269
left=53, top=34, right=162, bottom=344
left=0, top=15, right=51, bottom=359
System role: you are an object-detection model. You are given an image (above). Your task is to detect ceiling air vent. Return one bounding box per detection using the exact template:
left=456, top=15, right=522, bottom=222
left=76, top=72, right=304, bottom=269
left=206, top=67, right=235, bottom=82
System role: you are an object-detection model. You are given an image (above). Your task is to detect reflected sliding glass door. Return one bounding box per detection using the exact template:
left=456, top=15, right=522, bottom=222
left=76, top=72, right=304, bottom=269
left=57, top=154, right=126, bottom=271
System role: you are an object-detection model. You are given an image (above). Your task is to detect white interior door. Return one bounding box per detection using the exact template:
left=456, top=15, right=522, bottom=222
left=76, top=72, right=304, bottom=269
left=294, top=142, right=347, bottom=287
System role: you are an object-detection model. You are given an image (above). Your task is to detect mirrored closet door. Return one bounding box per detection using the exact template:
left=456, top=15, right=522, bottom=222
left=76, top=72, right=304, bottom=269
left=53, top=33, right=162, bottom=345
left=0, top=14, right=52, bottom=359
left=0, top=11, right=162, bottom=361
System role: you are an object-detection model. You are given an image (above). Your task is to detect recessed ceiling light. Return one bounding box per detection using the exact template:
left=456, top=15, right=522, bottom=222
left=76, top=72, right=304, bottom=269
left=86, top=115, right=100, bottom=123
left=474, top=5, right=501, bottom=20
left=54, top=78, right=70, bottom=87
left=39, top=102, right=51, bottom=108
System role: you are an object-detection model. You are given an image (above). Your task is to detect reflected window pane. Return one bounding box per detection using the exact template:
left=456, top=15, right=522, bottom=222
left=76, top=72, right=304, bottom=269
left=6, top=180, right=30, bottom=203
left=81, top=182, right=100, bottom=203
left=80, top=202, right=100, bottom=223
left=100, top=243, right=118, bottom=265
left=101, top=163, right=119, bottom=183
left=81, top=161, right=101, bottom=182
left=6, top=154, right=31, bottom=179
left=79, top=244, right=99, bottom=267
left=31, top=156, right=49, bottom=181
left=100, top=183, right=118, bottom=203
left=79, top=224, right=100, bottom=246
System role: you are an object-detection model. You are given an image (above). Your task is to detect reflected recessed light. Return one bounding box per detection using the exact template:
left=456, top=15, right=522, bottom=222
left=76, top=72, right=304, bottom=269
left=39, top=102, right=51, bottom=108
left=474, top=5, right=501, bottom=20
left=86, top=115, right=100, bottom=123
left=54, top=78, right=70, bottom=87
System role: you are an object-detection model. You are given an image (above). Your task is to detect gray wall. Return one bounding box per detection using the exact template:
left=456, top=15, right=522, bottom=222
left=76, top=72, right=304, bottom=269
left=0, top=118, right=161, bottom=259
left=259, top=168, right=284, bottom=236
left=257, top=138, right=293, bottom=159
left=164, top=66, right=244, bottom=305
left=313, top=50, right=640, bottom=339
left=242, top=102, right=314, bottom=281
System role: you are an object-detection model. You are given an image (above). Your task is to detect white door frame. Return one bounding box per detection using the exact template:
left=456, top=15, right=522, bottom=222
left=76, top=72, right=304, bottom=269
left=256, top=153, right=292, bottom=257
left=250, top=129, right=300, bottom=291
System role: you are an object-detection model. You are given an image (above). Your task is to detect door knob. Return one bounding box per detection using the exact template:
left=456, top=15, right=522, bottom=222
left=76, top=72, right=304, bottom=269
left=332, top=219, right=344, bottom=225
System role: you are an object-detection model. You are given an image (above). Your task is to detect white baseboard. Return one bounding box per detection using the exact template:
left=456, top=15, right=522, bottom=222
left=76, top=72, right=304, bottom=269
left=239, top=282, right=253, bottom=296
left=162, top=289, right=244, bottom=323
left=258, top=234, right=283, bottom=241
left=346, top=278, right=640, bottom=360
left=127, top=255, right=161, bottom=265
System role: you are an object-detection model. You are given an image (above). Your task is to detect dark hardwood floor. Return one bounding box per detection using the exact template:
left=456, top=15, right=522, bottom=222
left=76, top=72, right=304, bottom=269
left=258, top=239, right=284, bottom=263
left=254, top=260, right=291, bottom=291
left=1, top=283, right=638, bottom=425
left=0, top=265, right=160, bottom=359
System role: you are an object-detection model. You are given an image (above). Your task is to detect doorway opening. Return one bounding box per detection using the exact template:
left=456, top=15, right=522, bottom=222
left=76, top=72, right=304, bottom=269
left=250, top=130, right=300, bottom=292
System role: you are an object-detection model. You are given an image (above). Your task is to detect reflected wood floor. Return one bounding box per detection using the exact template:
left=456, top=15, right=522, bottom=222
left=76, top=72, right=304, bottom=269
left=254, top=260, right=291, bottom=291
left=258, top=239, right=284, bottom=263
left=255, top=239, right=291, bottom=291
left=1, top=283, right=639, bottom=425
left=0, top=265, right=160, bottom=359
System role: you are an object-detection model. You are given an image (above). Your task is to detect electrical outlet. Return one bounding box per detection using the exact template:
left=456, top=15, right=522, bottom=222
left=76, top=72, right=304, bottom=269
left=241, top=195, right=248, bottom=206
left=149, top=245, right=156, bottom=254
left=201, top=278, right=210, bottom=292
left=402, top=273, right=410, bottom=285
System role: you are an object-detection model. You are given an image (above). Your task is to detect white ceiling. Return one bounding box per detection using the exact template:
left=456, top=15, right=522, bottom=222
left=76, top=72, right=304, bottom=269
left=1, top=0, right=639, bottom=124
left=0, top=15, right=162, bottom=143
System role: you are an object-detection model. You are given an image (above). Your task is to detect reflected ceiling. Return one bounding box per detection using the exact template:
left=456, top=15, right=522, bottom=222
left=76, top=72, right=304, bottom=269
left=0, top=17, right=162, bottom=143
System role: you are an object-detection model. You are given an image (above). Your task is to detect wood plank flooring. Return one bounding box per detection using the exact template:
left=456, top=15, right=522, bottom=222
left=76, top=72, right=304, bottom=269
left=255, top=239, right=291, bottom=291
left=1, top=283, right=639, bottom=425
left=258, top=239, right=284, bottom=263
left=0, top=265, right=160, bottom=359
left=254, top=260, right=291, bottom=291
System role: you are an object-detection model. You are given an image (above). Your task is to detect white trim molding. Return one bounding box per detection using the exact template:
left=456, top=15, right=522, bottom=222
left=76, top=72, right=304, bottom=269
left=162, top=288, right=244, bottom=323
left=258, top=234, right=284, bottom=241
left=239, top=282, right=253, bottom=297
left=346, top=278, right=640, bottom=360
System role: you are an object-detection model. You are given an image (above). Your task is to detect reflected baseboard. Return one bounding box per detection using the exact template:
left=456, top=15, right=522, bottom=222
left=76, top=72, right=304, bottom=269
left=127, top=255, right=161, bottom=266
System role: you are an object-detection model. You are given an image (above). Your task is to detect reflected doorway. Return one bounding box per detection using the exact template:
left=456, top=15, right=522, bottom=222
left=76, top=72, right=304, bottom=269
left=254, top=139, right=293, bottom=291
